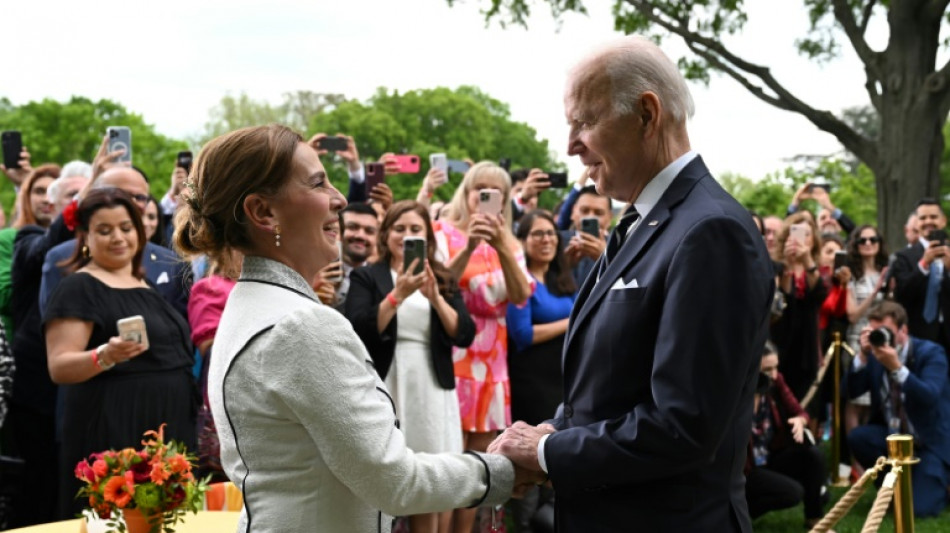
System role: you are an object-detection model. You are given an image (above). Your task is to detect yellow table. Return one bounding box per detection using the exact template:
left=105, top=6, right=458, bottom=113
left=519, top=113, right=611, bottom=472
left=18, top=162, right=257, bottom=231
left=6, top=511, right=240, bottom=532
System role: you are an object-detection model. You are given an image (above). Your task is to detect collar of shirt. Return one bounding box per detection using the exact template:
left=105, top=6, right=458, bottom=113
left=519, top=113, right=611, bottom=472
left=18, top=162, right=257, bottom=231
left=627, top=150, right=697, bottom=238
left=919, top=236, right=932, bottom=248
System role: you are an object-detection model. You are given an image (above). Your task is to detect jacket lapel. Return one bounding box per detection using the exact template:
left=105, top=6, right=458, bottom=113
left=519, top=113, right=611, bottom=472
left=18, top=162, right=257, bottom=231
left=370, top=262, right=395, bottom=297
left=563, top=156, right=709, bottom=354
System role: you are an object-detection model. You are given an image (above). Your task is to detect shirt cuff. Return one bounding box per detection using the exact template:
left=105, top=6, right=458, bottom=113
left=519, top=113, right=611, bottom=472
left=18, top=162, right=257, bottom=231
left=787, top=204, right=799, bottom=214
left=891, top=365, right=910, bottom=384
left=348, top=163, right=365, bottom=184
left=919, top=260, right=930, bottom=275
left=160, top=193, right=177, bottom=215
left=852, top=353, right=867, bottom=372
left=832, top=208, right=843, bottom=220
left=537, top=434, right=549, bottom=474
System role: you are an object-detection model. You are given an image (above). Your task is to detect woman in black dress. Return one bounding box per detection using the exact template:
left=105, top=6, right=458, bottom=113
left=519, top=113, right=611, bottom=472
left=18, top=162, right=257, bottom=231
left=44, top=188, right=195, bottom=518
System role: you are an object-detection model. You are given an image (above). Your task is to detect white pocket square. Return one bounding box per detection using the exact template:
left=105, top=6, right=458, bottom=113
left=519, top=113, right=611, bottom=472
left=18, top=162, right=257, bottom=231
left=610, top=277, right=639, bottom=290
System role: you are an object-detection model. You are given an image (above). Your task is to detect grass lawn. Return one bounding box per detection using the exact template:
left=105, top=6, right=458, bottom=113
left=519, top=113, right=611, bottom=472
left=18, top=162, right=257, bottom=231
left=753, top=484, right=950, bottom=532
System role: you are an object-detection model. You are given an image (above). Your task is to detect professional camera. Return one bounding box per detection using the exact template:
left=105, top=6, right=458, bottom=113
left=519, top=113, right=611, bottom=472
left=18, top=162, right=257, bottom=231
left=868, top=327, right=894, bottom=348
left=756, top=372, right=773, bottom=395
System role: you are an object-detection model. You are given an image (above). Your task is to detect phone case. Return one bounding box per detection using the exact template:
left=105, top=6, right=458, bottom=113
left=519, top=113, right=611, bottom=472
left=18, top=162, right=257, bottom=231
left=580, top=217, right=600, bottom=237
left=447, top=159, right=471, bottom=174
left=403, top=237, right=426, bottom=275
left=788, top=225, right=808, bottom=245
left=177, top=151, right=193, bottom=172
left=365, top=162, right=386, bottom=191
left=117, top=315, right=149, bottom=350
left=833, top=251, right=848, bottom=270
left=478, top=189, right=503, bottom=215
left=318, top=136, right=348, bottom=152
left=430, top=153, right=448, bottom=174
left=1, top=131, right=22, bottom=169
left=106, top=126, right=132, bottom=163
left=547, top=172, right=568, bottom=188
left=393, top=155, right=420, bottom=174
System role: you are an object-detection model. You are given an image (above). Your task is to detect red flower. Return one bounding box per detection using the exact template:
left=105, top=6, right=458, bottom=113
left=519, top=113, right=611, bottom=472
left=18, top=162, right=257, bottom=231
left=62, top=199, right=79, bottom=231
left=92, top=459, right=109, bottom=480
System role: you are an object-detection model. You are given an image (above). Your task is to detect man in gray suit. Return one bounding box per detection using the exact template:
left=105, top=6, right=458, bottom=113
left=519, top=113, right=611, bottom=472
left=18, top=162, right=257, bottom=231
left=490, top=36, right=774, bottom=532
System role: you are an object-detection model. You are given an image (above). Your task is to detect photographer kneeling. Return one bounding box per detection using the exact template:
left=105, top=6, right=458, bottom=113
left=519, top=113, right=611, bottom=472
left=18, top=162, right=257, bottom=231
left=847, top=300, right=950, bottom=517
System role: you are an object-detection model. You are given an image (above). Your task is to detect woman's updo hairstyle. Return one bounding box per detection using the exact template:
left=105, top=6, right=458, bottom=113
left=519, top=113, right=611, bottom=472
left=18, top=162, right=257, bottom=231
left=174, top=124, right=303, bottom=262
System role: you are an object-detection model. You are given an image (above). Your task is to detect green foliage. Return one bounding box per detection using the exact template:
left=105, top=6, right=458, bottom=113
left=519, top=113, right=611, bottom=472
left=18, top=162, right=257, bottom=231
left=718, top=158, right=877, bottom=226
left=0, top=96, right=187, bottom=215
left=197, top=90, right=345, bottom=145
left=309, top=86, right=562, bottom=206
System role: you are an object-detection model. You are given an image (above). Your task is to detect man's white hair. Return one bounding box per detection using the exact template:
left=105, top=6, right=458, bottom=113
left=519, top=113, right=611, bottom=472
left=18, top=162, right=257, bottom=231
left=577, top=36, right=695, bottom=123
left=48, top=160, right=91, bottom=200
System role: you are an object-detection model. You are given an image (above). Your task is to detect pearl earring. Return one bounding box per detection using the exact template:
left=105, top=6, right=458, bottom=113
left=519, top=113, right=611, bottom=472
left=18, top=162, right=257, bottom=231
left=274, top=224, right=281, bottom=247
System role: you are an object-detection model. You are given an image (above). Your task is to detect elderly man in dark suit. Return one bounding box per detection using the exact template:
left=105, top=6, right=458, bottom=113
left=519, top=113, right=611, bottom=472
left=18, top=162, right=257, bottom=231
left=489, top=36, right=774, bottom=532
left=847, top=300, right=950, bottom=517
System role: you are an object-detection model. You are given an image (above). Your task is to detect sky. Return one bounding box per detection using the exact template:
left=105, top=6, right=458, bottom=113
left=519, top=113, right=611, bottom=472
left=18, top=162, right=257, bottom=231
left=4, top=0, right=902, bottom=181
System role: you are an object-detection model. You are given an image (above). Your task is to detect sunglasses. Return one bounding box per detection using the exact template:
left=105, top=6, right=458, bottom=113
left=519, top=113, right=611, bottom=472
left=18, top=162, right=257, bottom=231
left=856, top=236, right=880, bottom=245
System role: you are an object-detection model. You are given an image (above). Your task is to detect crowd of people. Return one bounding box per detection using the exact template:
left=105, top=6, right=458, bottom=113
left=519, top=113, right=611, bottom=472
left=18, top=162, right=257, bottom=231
left=0, top=34, right=946, bottom=533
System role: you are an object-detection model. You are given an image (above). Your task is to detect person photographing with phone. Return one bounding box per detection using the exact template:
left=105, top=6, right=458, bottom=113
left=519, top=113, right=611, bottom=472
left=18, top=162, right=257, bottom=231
left=345, top=200, right=476, bottom=533
left=43, top=187, right=196, bottom=519
left=891, top=198, right=950, bottom=357
left=433, top=161, right=532, bottom=532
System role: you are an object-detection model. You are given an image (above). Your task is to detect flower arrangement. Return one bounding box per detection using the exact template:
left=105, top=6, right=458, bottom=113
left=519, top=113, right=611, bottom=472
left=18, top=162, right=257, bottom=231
left=74, top=424, right=210, bottom=533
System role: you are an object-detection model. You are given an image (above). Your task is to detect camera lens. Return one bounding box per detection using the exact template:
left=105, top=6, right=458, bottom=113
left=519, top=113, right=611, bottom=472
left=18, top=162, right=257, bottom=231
left=480, top=192, right=489, bottom=201
left=868, top=327, right=893, bottom=348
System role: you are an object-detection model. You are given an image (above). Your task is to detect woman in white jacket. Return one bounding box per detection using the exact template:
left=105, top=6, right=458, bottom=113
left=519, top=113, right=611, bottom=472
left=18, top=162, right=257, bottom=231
left=174, top=124, right=535, bottom=532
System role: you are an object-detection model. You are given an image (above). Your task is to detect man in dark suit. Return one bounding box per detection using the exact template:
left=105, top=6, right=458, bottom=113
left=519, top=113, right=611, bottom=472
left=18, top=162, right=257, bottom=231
left=489, top=36, right=774, bottom=532
left=847, top=301, right=950, bottom=516
left=891, top=198, right=950, bottom=353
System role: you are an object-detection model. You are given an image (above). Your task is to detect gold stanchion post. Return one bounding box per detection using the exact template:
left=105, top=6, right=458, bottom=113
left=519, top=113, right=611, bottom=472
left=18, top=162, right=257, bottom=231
left=887, top=434, right=917, bottom=533
left=830, top=332, right=849, bottom=487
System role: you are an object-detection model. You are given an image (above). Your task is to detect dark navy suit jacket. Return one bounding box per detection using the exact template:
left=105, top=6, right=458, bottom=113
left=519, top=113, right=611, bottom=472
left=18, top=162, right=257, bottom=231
left=39, top=240, right=191, bottom=320
left=543, top=156, right=774, bottom=532
left=846, top=336, right=950, bottom=467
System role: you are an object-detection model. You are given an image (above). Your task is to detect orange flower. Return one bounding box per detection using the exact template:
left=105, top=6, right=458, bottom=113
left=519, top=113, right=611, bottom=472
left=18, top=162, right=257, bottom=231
left=150, top=462, right=171, bottom=485
left=167, top=454, right=189, bottom=474
left=103, top=476, right=133, bottom=508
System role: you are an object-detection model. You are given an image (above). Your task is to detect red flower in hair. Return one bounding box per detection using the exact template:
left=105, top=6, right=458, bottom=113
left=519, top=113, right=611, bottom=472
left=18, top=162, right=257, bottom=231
left=62, top=199, right=79, bottom=231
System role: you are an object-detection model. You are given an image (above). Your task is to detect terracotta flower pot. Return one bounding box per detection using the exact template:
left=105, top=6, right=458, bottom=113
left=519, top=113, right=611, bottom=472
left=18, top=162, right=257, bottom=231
left=122, top=508, right=159, bottom=533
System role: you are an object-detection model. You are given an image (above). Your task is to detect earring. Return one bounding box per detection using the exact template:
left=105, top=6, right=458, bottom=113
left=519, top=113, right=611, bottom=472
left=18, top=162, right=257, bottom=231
left=274, top=224, right=281, bottom=247
left=82, top=244, right=89, bottom=258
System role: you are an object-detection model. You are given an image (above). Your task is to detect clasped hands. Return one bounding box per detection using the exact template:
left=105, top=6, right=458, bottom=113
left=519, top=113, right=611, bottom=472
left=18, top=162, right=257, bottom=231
left=488, top=421, right=556, bottom=497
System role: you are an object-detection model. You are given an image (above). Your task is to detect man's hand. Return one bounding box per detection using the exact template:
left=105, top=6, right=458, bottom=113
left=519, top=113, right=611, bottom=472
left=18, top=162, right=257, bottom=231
left=170, top=166, right=188, bottom=200
left=91, top=135, right=129, bottom=180
left=922, top=241, right=949, bottom=269
left=337, top=135, right=361, bottom=171
left=0, top=146, right=32, bottom=186
left=790, top=183, right=812, bottom=207
left=857, top=326, right=872, bottom=363
left=488, top=421, right=556, bottom=473
left=870, top=343, right=901, bottom=372
left=565, top=231, right=606, bottom=262
left=809, top=186, right=836, bottom=212
left=378, top=152, right=401, bottom=176
left=519, top=169, right=551, bottom=203
left=369, top=182, right=394, bottom=212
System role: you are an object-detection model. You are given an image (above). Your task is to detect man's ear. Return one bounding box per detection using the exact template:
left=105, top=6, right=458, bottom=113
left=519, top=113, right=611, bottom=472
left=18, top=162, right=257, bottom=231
left=639, top=91, right=662, bottom=133
left=243, top=193, right=279, bottom=232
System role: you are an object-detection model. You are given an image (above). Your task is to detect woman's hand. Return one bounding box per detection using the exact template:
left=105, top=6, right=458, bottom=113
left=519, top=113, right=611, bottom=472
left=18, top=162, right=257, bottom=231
left=783, top=238, right=803, bottom=265
left=834, top=265, right=852, bottom=286
left=393, top=258, right=426, bottom=301
left=874, top=266, right=889, bottom=292
left=100, top=336, right=147, bottom=365
left=419, top=262, right=442, bottom=303
left=787, top=415, right=807, bottom=444
left=466, top=214, right=493, bottom=252
left=319, top=260, right=343, bottom=288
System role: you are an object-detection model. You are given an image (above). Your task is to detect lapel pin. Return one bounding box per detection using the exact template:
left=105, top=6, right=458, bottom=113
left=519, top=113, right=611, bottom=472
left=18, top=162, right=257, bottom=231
left=150, top=253, right=157, bottom=261
left=648, top=220, right=658, bottom=226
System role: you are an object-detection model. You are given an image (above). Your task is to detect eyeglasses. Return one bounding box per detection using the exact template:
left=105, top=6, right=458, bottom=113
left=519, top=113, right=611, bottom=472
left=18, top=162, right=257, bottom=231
left=130, top=194, right=149, bottom=205
left=528, top=230, right=557, bottom=240
left=857, top=236, right=880, bottom=245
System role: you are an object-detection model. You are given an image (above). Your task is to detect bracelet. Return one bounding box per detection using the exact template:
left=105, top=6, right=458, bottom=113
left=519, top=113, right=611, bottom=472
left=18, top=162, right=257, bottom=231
left=385, top=292, right=400, bottom=307
left=92, top=344, right=115, bottom=371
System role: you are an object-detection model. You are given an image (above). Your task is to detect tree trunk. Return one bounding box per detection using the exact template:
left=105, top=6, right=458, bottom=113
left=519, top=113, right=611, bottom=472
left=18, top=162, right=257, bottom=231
left=868, top=3, right=946, bottom=246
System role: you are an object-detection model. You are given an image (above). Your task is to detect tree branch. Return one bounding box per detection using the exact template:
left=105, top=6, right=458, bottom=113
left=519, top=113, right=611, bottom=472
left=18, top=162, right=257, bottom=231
left=858, top=0, right=876, bottom=34
left=626, top=0, right=878, bottom=166
left=830, top=0, right=881, bottom=76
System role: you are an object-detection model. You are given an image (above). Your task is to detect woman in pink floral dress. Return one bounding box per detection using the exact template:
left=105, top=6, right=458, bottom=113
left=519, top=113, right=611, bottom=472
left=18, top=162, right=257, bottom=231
left=434, top=161, right=533, bottom=532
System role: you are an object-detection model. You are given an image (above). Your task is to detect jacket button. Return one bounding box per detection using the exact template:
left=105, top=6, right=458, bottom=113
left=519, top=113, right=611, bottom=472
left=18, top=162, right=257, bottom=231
left=563, top=404, right=573, bottom=418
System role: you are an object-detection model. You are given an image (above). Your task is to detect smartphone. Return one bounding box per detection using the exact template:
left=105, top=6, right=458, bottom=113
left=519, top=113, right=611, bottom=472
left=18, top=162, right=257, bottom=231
left=447, top=159, right=471, bottom=174
left=788, top=224, right=809, bottom=246
left=392, top=154, right=420, bottom=174
left=177, top=151, right=193, bottom=173
left=1, top=131, right=22, bottom=169
left=580, top=217, right=600, bottom=237
left=430, top=153, right=448, bottom=175
left=547, top=172, right=568, bottom=188
left=498, top=158, right=512, bottom=171
left=117, top=315, right=149, bottom=351
left=366, top=162, right=386, bottom=191
left=106, top=126, right=132, bottom=164
left=317, top=136, right=348, bottom=152
left=478, top=188, right=503, bottom=216
left=403, top=237, right=426, bottom=275
left=833, top=250, right=848, bottom=271
left=809, top=182, right=831, bottom=193
left=928, top=229, right=948, bottom=246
